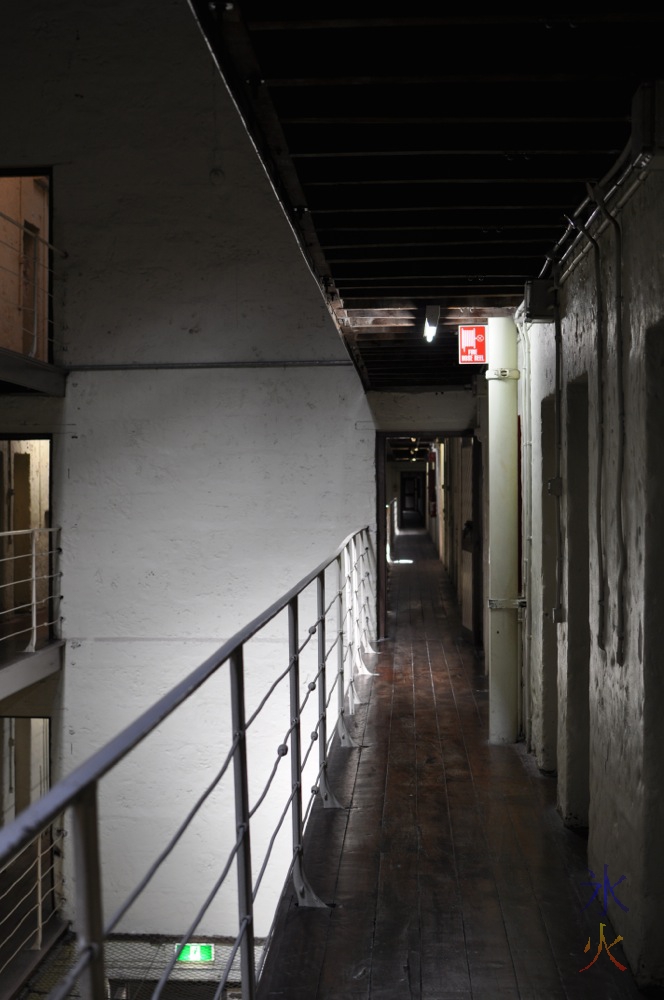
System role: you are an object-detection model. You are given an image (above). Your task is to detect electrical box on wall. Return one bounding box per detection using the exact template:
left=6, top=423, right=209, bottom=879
left=524, top=279, right=556, bottom=322
left=631, top=80, right=664, bottom=168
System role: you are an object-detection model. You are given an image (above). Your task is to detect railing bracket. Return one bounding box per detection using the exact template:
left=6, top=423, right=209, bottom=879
left=293, top=854, right=329, bottom=909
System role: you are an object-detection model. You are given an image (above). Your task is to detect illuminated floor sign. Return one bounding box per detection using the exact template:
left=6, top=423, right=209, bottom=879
left=175, top=943, right=215, bottom=963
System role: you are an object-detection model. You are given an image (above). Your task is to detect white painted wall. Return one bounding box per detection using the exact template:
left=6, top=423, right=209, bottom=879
left=367, top=388, right=476, bottom=432
left=521, top=167, right=664, bottom=984
left=460, top=439, right=473, bottom=635
left=0, top=0, right=375, bottom=939
left=435, top=442, right=445, bottom=560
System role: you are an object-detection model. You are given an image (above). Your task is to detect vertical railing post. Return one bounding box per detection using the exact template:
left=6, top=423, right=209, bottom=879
left=32, top=832, right=43, bottom=950
left=366, top=527, right=378, bottom=640
left=31, top=233, right=39, bottom=357
left=336, top=553, right=346, bottom=722
left=337, top=549, right=358, bottom=748
left=356, top=535, right=365, bottom=644
left=358, top=529, right=378, bottom=672
left=229, top=647, right=256, bottom=1000
left=350, top=535, right=359, bottom=670
left=317, top=572, right=342, bottom=809
left=361, top=532, right=370, bottom=643
left=288, top=596, right=302, bottom=868
left=71, top=785, right=106, bottom=1000
left=28, top=529, right=37, bottom=652
left=352, top=534, right=374, bottom=680
left=342, top=545, right=355, bottom=714
left=359, top=531, right=374, bottom=652
left=288, top=597, right=326, bottom=906
left=54, top=527, right=63, bottom=640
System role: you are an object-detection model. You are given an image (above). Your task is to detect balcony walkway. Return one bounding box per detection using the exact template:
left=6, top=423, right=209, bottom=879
left=257, top=528, right=654, bottom=1000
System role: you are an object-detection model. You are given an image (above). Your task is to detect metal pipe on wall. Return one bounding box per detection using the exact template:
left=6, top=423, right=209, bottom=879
left=565, top=215, right=607, bottom=650
left=515, top=306, right=533, bottom=745
left=486, top=316, right=520, bottom=744
left=551, top=264, right=564, bottom=623
left=589, top=185, right=627, bottom=665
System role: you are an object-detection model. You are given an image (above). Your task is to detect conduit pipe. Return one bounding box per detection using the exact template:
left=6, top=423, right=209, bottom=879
left=589, top=184, right=627, bottom=664
left=515, top=304, right=533, bottom=744
left=565, top=215, right=607, bottom=650
left=536, top=139, right=634, bottom=283
left=486, top=316, right=520, bottom=744
left=551, top=263, right=564, bottom=623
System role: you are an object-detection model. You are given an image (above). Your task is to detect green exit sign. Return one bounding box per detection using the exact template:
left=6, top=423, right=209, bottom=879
left=175, top=943, right=215, bottom=963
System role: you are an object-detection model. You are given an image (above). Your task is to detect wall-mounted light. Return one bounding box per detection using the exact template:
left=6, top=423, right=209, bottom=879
left=424, top=305, right=440, bottom=342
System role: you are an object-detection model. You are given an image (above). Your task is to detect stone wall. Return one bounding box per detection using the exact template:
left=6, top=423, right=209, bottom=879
left=522, top=166, right=664, bottom=984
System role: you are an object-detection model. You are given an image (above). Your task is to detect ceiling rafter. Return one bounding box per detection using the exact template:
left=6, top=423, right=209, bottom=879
left=190, top=2, right=664, bottom=391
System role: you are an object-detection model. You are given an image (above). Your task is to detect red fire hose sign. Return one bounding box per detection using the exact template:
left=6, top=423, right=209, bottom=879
left=458, top=325, right=487, bottom=364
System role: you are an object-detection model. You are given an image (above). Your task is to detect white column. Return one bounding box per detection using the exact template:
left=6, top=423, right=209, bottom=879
left=486, top=316, right=519, bottom=744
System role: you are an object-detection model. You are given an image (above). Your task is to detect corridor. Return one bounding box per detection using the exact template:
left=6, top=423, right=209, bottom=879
left=257, top=530, right=652, bottom=1000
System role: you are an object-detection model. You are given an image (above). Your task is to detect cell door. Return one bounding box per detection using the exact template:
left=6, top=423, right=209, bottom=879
left=399, top=471, right=425, bottom=528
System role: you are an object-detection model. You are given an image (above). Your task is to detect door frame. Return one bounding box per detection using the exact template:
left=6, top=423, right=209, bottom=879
left=375, top=430, right=470, bottom=639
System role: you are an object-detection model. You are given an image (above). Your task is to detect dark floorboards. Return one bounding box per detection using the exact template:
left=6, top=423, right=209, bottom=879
left=256, top=530, right=656, bottom=999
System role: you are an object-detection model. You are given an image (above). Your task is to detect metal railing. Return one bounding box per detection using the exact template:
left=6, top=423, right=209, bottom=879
left=0, top=824, right=66, bottom=972
left=0, top=525, right=377, bottom=1000
left=0, top=204, right=67, bottom=362
left=0, top=527, right=62, bottom=659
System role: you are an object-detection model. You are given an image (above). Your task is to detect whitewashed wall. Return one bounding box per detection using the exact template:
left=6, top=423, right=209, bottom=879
left=367, top=388, right=476, bottom=432
left=0, top=0, right=375, bottom=938
left=521, top=167, right=664, bottom=985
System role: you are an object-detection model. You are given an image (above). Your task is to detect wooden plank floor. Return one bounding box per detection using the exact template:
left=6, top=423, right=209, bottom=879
left=256, top=529, right=657, bottom=999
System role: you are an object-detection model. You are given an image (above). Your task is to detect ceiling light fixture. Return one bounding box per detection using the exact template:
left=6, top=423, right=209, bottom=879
left=424, top=305, right=440, bottom=342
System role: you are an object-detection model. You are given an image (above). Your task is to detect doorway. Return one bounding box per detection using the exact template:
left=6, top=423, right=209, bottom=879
left=559, top=379, right=590, bottom=827
left=0, top=438, right=52, bottom=659
left=399, top=470, right=425, bottom=528
left=539, top=396, right=558, bottom=772
left=375, top=431, right=483, bottom=642
left=0, top=716, right=58, bottom=972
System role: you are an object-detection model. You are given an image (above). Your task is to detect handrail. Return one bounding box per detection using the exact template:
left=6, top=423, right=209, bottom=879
left=0, top=208, right=68, bottom=259
left=0, top=527, right=61, bottom=655
left=0, top=197, right=67, bottom=361
left=0, top=524, right=377, bottom=1000
left=0, top=526, right=369, bottom=858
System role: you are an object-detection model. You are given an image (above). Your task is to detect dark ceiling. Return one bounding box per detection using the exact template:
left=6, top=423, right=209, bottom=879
left=190, top=6, right=664, bottom=392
